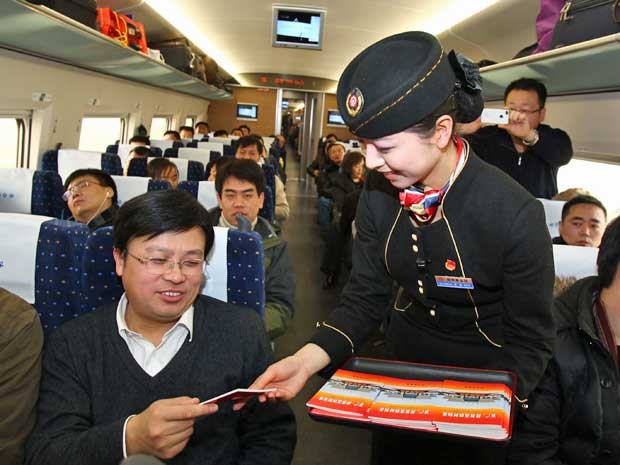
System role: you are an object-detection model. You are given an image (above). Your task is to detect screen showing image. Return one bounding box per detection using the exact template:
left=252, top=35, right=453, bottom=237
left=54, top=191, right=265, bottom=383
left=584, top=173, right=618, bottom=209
left=237, top=103, right=258, bottom=120
left=327, top=110, right=345, bottom=126
left=273, top=8, right=324, bottom=49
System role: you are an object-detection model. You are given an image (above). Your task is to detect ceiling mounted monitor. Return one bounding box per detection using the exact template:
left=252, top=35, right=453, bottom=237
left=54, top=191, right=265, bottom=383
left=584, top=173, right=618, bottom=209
left=272, top=5, right=325, bottom=50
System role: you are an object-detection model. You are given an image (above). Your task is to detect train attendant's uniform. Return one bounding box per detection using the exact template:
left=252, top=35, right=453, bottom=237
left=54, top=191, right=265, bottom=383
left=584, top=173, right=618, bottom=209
left=250, top=31, right=556, bottom=465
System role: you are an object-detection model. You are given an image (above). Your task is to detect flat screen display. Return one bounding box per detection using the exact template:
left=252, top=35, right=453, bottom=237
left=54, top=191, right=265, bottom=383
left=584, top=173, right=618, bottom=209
left=273, top=7, right=325, bottom=50
left=237, top=103, right=258, bottom=120
left=327, top=109, right=346, bottom=126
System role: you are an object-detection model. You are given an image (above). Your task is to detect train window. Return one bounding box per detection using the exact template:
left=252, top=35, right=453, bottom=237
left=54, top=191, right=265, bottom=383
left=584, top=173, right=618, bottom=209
left=150, top=116, right=170, bottom=139
left=185, top=116, right=195, bottom=127
left=79, top=117, right=124, bottom=152
left=0, top=118, right=19, bottom=168
left=558, top=159, right=620, bottom=218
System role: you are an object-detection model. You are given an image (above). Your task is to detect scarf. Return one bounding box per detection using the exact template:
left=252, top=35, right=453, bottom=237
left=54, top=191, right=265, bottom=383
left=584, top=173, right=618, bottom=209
left=399, top=136, right=468, bottom=223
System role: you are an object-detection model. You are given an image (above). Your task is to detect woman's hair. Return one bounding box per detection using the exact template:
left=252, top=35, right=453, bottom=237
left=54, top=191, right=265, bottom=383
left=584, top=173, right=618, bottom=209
left=341, top=151, right=365, bottom=177
left=147, top=158, right=178, bottom=180
left=597, top=216, right=620, bottom=289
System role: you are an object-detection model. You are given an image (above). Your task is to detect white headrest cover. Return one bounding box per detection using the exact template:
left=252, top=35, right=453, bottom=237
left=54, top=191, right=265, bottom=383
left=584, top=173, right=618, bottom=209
left=58, top=149, right=102, bottom=182
left=202, top=226, right=228, bottom=302
left=0, top=168, right=34, bottom=213
left=197, top=181, right=218, bottom=210
left=111, top=175, right=150, bottom=205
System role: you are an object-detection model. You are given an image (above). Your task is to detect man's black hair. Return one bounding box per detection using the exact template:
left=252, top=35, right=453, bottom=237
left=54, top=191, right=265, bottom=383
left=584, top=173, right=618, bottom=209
left=130, top=146, right=154, bottom=158
left=238, top=124, right=251, bottom=133
left=213, top=129, right=228, bottom=137
left=561, top=194, right=607, bottom=222
left=341, top=151, right=365, bottom=176
left=195, top=121, right=209, bottom=130
left=325, top=133, right=338, bottom=140
left=163, top=130, right=181, bottom=141
left=179, top=126, right=195, bottom=136
left=215, top=158, right=266, bottom=196
left=113, top=190, right=214, bottom=258
left=64, top=168, right=118, bottom=205
left=598, top=216, right=620, bottom=289
left=129, top=135, right=150, bottom=145
left=236, top=135, right=264, bottom=155
left=504, top=78, right=548, bottom=108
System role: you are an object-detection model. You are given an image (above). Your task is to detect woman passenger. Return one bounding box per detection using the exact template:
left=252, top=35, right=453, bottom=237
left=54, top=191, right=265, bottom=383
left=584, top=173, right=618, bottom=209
left=146, top=157, right=179, bottom=189
left=247, top=31, right=555, bottom=465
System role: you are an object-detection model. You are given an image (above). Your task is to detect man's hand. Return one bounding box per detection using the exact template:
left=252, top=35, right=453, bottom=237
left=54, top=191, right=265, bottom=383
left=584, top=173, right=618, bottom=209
left=126, top=396, right=218, bottom=460
left=500, top=110, right=533, bottom=140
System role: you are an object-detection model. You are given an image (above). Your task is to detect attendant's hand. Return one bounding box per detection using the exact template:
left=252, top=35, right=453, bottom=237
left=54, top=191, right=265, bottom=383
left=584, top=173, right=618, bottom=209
left=233, top=343, right=331, bottom=410
left=126, top=396, right=218, bottom=460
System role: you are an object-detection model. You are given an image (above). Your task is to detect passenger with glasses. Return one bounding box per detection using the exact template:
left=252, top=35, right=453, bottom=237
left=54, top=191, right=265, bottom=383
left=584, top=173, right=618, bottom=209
left=63, top=168, right=118, bottom=230
left=26, top=190, right=296, bottom=465
left=464, top=77, right=573, bottom=199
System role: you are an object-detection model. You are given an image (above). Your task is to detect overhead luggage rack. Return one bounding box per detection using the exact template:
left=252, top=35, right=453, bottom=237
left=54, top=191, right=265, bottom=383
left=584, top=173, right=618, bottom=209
left=480, top=33, right=620, bottom=100
left=0, top=0, right=231, bottom=101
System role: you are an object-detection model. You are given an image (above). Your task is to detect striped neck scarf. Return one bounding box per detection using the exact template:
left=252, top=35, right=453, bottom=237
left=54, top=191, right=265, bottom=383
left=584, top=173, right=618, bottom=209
left=399, top=136, right=468, bottom=223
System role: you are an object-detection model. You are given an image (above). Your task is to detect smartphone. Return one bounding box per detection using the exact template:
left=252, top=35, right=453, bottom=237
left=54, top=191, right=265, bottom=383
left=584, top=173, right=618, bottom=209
left=480, top=108, right=509, bottom=125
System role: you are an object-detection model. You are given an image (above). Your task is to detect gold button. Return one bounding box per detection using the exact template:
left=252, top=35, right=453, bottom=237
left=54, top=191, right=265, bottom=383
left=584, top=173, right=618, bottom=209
left=419, top=287, right=424, bottom=294
left=429, top=309, right=436, bottom=317
left=417, top=280, right=423, bottom=286
left=411, top=233, right=418, bottom=241
left=412, top=245, right=419, bottom=253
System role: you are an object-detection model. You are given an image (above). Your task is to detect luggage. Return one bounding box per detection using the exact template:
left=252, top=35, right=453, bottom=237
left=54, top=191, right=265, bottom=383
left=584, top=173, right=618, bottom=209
left=156, top=42, right=194, bottom=75
left=123, top=14, right=148, bottom=54
left=98, top=8, right=128, bottom=48
left=27, top=0, right=97, bottom=29
left=550, top=0, right=620, bottom=49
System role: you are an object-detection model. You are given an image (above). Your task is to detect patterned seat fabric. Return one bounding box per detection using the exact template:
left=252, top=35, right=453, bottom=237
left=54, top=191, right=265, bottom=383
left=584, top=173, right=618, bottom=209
left=41, top=150, right=122, bottom=176
left=262, top=164, right=277, bottom=210
left=177, top=180, right=199, bottom=198
left=127, top=158, right=148, bottom=177
left=187, top=160, right=205, bottom=181
left=260, top=185, right=274, bottom=222
left=32, top=171, right=65, bottom=218
left=80, top=226, right=123, bottom=313
left=225, top=229, right=265, bottom=316
left=128, top=158, right=204, bottom=181
left=35, top=219, right=90, bottom=333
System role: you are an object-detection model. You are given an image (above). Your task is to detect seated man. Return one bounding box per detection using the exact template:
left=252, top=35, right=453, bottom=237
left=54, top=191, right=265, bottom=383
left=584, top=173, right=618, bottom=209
left=508, top=216, right=620, bottom=465
left=26, top=190, right=296, bottom=465
left=235, top=135, right=290, bottom=222
left=0, top=288, right=43, bottom=465
left=125, top=146, right=155, bottom=175
left=231, top=128, right=243, bottom=137
left=213, top=129, right=228, bottom=137
left=179, top=126, right=195, bottom=140
left=128, top=135, right=150, bottom=146
left=238, top=124, right=251, bottom=136
left=63, top=168, right=119, bottom=230
left=553, top=194, right=607, bottom=247
left=209, top=159, right=295, bottom=340
left=195, top=121, right=209, bottom=137
left=147, top=158, right=179, bottom=189
left=163, top=130, right=181, bottom=141
left=315, top=142, right=346, bottom=232
left=466, top=77, right=573, bottom=199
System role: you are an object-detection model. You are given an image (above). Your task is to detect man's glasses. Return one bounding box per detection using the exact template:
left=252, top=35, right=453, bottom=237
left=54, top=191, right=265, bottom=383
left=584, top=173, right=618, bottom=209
left=507, top=107, right=542, bottom=115
left=126, top=251, right=206, bottom=277
left=62, top=180, right=104, bottom=201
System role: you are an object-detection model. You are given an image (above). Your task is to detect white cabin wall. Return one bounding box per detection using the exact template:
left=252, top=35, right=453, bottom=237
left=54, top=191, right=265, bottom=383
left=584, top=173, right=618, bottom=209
left=0, top=48, right=210, bottom=168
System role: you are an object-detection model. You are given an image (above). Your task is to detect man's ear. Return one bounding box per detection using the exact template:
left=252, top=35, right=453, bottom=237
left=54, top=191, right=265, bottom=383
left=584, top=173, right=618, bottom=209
left=112, top=247, right=125, bottom=277
left=431, top=115, right=454, bottom=150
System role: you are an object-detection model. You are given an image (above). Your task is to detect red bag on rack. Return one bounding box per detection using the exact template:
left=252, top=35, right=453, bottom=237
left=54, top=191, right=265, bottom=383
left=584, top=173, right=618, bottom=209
left=97, top=7, right=128, bottom=48
left=121, top=14, right=148, bottom=54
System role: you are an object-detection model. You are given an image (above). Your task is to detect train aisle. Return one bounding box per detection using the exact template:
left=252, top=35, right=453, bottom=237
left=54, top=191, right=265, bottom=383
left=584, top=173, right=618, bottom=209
left=275, top=153, right=372, bottom=465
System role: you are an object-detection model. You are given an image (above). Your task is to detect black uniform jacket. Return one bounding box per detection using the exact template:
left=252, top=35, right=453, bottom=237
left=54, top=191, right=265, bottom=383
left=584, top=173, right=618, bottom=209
left=466, top=124, right=573, bottom=199
left=508, top=277, right=620, bottom=465
left=309, top=151, right=556, bottom=399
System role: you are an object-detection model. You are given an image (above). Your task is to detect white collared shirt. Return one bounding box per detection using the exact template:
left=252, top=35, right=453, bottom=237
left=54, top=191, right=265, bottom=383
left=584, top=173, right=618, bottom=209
left=116, top=293, right=194, bottom=377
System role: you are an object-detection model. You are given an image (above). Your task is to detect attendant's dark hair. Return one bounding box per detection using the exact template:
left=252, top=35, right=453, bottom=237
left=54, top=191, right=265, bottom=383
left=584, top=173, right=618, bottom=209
left=215, top=158, right=266, bottom=196
left=129, top=135, right=150, bottom=145
left=64, top=168, right=118, bottom=205
left=561, top=195, right=607, bottom=221
left=113, top=190, right=214, bottom=257
left=597, top=217, right=620, bottom=289
left=504, top=78, right=548, bottom=108
left=236, top=135, right=264, bottom=155
left=341, top=151, right=365, bottom=176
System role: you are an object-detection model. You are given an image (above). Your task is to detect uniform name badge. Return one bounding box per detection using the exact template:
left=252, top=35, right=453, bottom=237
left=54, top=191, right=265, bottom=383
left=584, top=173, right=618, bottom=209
left=435, top=275, right=474, bottom=290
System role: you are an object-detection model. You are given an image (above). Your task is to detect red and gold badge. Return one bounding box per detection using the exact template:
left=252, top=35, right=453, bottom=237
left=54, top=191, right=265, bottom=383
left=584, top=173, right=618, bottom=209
left=445, top=259, right=457, bottom=272
left=346, top=87, right=364, bottom=117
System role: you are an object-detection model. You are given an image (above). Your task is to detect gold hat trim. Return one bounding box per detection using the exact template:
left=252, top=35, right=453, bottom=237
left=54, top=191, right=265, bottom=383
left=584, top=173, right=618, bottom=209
left=351, top=48, right=445, bottom=135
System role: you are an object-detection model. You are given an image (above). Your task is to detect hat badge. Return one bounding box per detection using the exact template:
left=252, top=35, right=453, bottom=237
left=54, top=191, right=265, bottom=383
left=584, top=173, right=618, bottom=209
left=346, top=87, right=364, bottom=117
left=445, top=259, right=457, bottom=271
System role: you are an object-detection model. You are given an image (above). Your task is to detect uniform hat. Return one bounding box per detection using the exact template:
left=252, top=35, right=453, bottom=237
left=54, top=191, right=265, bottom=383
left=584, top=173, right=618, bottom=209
left=337, top=31, right=460, bottom=139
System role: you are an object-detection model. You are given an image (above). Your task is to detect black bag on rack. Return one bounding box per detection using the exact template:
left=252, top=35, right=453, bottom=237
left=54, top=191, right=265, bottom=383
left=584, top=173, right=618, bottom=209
left=157, top=43, right=194, bottom=74
left=27, top=0, right=98, bottom=29
left=551, top=0, right=620, bottom=49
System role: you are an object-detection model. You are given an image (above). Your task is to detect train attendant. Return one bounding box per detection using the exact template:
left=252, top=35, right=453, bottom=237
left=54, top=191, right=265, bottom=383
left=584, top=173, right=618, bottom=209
left=245, top=31, right=556, bottom=464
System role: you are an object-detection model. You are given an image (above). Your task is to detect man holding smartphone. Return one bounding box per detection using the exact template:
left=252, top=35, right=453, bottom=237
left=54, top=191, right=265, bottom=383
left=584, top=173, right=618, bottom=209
left=465, top=77, right=573, bottom=199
